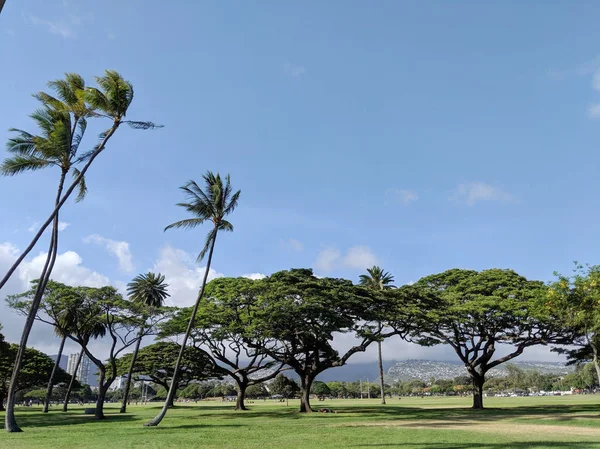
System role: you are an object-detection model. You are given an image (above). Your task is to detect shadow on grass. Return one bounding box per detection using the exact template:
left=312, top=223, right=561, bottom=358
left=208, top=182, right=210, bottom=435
left=351, top=444, right=599, bottom=449
left=0, top=411, right=136, bottom=429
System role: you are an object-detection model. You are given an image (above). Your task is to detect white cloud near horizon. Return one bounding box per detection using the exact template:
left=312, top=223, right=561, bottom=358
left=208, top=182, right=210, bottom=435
left=243, top=273, right=267, bottom=280
left=150, top=245, right=224, bottom=308
left=83, top=234, right=134, bottom=274
left=452, top=182, right=515, bottom=206
left=314, top=245, right=379, bottom=273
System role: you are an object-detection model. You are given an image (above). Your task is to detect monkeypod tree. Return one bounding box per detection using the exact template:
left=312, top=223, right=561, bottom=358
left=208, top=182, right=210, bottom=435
left=67, top=286, right=168, bottom=419
left=546, top=263, right=600, bottom=383
left=249, top=269, right=391, bottom=413
left=399, top=269, right=561, bottom=409
left=0, top=341, right=75, bottom=412
left=116, top=342, right=217, bottom=407
left=160, top=277, right=286, bottom=411
left=7, top=280, right=83, bottom=413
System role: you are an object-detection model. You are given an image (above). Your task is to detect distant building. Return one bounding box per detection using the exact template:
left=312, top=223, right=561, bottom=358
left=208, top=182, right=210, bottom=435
left=66, top=353, right=92, bottom=385
left=109, top=376, right=126, bottom=391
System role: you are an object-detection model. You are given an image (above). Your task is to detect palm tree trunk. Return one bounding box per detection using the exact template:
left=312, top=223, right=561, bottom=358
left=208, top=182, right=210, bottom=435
left=377, top=339, right=386, bottom=405
left=4, top=172, right=65, bottom=433
left=0, top=122, right=120, bottom=291
left=43, top=334, right=67, bottom=413
left=63, top=348, right=84, bottom=412
left=145, top=229, right=218, bottom=427
left=120, top=330, right=143, bottom=413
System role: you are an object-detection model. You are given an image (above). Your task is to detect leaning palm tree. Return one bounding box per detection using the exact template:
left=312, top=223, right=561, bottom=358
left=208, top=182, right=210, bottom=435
left=3, top=71, right=160, bottom=433
left=145, top=172, right=240, bottom=427
left=3, top=75, right=91, bottom=431
left=359, top=266, right=395, bottom=405
left=120, top=272, right=169, bottom=413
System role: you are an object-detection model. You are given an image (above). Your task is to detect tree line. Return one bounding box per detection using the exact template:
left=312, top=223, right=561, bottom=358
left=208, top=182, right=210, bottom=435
left=1, top=71, right=599, bottom=433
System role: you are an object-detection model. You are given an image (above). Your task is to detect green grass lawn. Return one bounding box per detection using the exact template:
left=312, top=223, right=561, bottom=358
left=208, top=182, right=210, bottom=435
left=2, top=395, right=600, bottom=448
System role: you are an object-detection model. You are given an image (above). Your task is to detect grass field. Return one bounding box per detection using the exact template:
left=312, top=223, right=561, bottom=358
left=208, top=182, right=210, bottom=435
left=2, top=395, right=600, bottom=448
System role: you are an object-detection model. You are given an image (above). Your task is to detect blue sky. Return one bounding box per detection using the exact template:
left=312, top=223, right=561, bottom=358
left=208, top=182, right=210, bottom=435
left=1, top=0, right=600, bottom=362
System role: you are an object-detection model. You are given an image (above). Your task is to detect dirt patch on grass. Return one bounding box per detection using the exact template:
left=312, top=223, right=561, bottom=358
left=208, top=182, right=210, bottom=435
left=339, top=420, right=600, bottom=437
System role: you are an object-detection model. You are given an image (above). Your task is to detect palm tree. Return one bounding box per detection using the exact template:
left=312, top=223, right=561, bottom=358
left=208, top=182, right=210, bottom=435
left=0, top=70, right=160, bottom=291
left=120, top=272, right=169, bottom=413
left=359, top=266, right=395, bottom=405
left=145, top=172, right=240, bottom=427
left=2, top=75, right=90, bottom=431
left=3, top=71, right=160, bottom=433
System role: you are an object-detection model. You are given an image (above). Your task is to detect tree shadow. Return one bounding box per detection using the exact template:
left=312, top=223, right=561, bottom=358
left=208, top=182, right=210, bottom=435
left=0, top=411, right=136, bottom=429
left=351, top=443, right=599, bottom=449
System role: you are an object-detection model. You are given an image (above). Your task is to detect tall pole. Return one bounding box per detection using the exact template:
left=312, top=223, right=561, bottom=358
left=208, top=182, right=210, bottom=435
left=0, top=0, right=6, bottom=15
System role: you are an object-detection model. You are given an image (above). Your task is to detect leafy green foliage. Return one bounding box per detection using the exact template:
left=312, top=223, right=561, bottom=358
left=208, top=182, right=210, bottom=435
left=160, top=277, right=285, bottom=391
left=270, top=374, right=300, bottom=398
left=116, top=342, right=218, bottom=392
left=0, top=342, right=75, bottom=407
left=247, top=269, right=389, bottom=411
left=547, top=264, right=600, bottom=368
left=391, top=269, right=561, bottom=408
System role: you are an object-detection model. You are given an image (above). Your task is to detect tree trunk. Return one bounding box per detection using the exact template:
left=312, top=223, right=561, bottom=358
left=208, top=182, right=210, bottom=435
left=471, top=374, right=485, bottom=410
left=0, top=122, right=120, bottom=291
left=299, top=374, right=315, bottom=413
left=4, top=174, right=66, bottom=433
left=591, top=344, right=600, bottom=388
left=120, top=331, right=143, bottom=413
left=377, top=335, right=386, bottom=405
left=43, top=334, right=66, bottom=413
left=63, top=348, right=84, bottom=412
left=145, top=230, right=218, bottom=427
left=96, top=369, right=107, bottom=420
left=234, top=379, right=248, bottom=411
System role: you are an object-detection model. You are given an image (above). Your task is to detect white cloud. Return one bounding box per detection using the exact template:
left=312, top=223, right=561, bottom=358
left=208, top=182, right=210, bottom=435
left=386, top=188, right=419, bottom=205
left=151, top=245, right=224, bottom=308
left=314, top=247, right=341, bottom=273
left=18, top=250, right=110, bottom=288
left=29, top=16, right=76, bottom=39
left=58, top=221, right=70, bottom=232
left=280, top=238, right=303, bottom=252
left=84, top=234, right=134, bottom=273
left=243, top=273, right=267, bottom=280
left=343, top=246, right=379, bottom=270
left=588, top=103, right=600, bottom=119
left=452, top=182, right=515, bottom=206
left=0, top=242, right=113, bottom=357
left=282, top=61, right=307, bottom=78
left=27, top=222, right=40, bottom=233
left=314, top=246, right=379, bottom=273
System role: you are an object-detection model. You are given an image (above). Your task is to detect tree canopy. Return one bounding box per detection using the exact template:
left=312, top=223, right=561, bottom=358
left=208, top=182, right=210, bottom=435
left=393, top=268, right=562, bottom=409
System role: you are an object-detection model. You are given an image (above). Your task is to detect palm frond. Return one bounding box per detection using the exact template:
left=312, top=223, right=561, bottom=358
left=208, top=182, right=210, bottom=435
left=71, top=167, right=87, bottom=202
left=164, top=218, right=206, bottom=231
left=0, top=155, right=53, bottom=176
left=124, top=121, right=163, bottom=130
left=198, top=227, right=217, bottom=262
